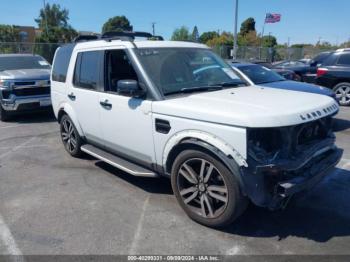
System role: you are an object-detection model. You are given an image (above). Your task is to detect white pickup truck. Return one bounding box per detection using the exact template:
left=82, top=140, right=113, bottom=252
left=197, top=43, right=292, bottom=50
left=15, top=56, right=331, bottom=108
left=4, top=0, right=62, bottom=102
left=51, top=32, right=342, bottom=228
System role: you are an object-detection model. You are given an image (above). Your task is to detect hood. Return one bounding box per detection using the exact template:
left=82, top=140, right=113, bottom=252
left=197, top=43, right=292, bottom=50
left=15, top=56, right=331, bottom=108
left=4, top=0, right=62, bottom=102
left=0, top=69, right=50, bottom=80
left=260, top=80, right=335, bottom=98
left=152, top=86, right=338, bottom=128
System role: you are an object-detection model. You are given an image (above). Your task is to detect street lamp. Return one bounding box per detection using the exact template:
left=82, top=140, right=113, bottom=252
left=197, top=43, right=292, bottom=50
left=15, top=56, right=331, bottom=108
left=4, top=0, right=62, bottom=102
left=233, top=0, right=239, bottom=59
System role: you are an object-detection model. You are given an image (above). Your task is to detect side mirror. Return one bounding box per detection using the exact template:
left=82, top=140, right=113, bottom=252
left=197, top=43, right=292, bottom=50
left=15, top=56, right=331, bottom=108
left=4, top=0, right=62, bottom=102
left=117, top=80, right=146, bottom=98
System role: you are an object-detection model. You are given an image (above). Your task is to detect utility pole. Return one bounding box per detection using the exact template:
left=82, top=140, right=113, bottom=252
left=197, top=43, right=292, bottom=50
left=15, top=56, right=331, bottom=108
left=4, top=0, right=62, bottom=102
left=152, top=22, right=156, bottom=36
left=43, top=0, right=49, bottom=36
left=233, top=0, right=239, bottom=59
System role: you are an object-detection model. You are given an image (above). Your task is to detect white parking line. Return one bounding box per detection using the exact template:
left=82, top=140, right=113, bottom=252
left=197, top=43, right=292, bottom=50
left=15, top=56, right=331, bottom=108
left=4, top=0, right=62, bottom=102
left=0, top=145, right=48, bottom=150
left=0, top=213, right=24, bottom=261
left=0, top=125, right=21, bottom=130
left=129, top=196, right=150, bottom=254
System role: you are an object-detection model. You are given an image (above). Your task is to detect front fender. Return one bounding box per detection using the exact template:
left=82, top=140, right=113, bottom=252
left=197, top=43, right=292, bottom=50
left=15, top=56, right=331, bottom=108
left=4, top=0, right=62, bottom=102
left=162, top=129, right=248, bottom=169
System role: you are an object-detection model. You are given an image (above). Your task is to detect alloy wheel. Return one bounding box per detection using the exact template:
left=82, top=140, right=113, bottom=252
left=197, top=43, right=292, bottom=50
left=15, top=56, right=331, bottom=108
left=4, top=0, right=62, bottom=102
left=61, top=118, right=78, bottom=153
left=177, top=158, right=229, bottom=219
left=335, top=85, right=350, bottom=105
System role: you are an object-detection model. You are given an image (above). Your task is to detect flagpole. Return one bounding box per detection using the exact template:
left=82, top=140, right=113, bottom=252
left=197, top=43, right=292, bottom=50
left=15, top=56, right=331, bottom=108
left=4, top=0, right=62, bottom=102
left=260, top=15, right=266, bottom=60
left=233, top=0, right=239, bottom=59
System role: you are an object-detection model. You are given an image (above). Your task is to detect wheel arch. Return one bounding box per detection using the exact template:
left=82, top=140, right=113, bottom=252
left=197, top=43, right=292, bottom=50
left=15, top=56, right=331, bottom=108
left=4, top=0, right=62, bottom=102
left=163, top=130, right=248, bottom=186
left=57, top=103, right=84, bottom=137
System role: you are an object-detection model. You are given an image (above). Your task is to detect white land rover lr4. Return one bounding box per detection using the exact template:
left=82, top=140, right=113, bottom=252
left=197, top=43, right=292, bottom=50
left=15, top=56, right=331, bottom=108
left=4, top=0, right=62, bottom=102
left=51, top=32, right=342, bottom=228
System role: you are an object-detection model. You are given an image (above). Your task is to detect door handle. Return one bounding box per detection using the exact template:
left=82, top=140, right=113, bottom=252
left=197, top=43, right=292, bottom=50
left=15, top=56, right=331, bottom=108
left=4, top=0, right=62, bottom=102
left=100, top=99, right=112, bottom=109
left=67, top=93, right=76, bottom=101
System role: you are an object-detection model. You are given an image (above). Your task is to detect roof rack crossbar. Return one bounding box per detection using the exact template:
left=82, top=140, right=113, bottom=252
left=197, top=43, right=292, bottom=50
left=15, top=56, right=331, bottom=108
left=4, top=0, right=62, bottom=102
left=101, top=31, right=154, bottom=39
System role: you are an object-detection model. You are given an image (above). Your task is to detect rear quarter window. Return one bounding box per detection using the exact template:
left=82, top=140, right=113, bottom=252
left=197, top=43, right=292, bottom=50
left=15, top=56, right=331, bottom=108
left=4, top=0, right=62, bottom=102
left=52, top=44, right=75, bottom=83
left=337, top=53, right=350, bottom=66
left=322, top=54, right=339, bottom=66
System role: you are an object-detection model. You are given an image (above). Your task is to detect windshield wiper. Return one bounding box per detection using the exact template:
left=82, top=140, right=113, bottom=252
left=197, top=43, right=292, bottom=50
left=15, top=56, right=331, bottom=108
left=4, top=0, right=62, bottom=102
left=164, top=81, right=246, bottom=96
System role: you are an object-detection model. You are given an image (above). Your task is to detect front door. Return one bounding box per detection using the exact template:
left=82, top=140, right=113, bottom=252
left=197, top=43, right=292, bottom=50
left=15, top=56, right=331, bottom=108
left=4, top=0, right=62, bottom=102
left=99, top=48, right=155, bottom=167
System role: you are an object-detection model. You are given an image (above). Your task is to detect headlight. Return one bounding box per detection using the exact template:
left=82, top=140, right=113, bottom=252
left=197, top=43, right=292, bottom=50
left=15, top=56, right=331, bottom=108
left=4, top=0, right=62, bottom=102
left=0, top=80, right=11, bottom=89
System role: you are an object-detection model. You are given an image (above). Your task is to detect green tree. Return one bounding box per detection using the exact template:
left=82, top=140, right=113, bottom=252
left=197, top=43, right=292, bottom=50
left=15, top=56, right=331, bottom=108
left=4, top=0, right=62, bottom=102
left=171, top=26, right=190, bottom=41
left=240, top=17, right=256, bottom=36
left=102, top=16, right=133, bottom=33
left=261, top=35, right=277, bottom=47
left=316, top=41, right=333, bottom=49
left=0, top=25, right=19, bottom=53
left=35, top=3, right=77, bottom=43
left=199, top=31, right=219, bottom=44
left=191, top=26, right=199, bottom=42
left=0, top=25, right=19, bottom=42
left=35, top=3, right=77, bottom=62
left=206, top=32, right=234, bottom=47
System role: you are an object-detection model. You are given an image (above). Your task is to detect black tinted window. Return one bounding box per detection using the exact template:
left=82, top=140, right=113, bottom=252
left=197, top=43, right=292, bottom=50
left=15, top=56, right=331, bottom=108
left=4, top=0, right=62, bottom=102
left=52, top=44, right=74, bottom=82
left=337, top=53, right=350, bottom=66
left=322, top=54, right=338, bottom=66
left=239, top=65, right=285, bottom=84
left=74, top=51, right=100, bottom=90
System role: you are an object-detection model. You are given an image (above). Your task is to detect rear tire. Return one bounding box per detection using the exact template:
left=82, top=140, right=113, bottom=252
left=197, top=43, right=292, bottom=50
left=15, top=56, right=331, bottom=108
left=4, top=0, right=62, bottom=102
left=334, top=82, right=350, bottom=106
left=0, top=106, right=10, bottom=122
left=171, top=149, right=248, bottom=228
left=60, top=114, right=83, bottom=157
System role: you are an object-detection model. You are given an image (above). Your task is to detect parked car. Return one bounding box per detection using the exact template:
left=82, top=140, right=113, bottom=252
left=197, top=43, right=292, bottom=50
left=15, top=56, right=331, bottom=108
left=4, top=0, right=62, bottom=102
left=273, top=60, right=317, bottom=83
left=231, top=60, right=300, bottom=81
left=316, top=49, right=350, bottom=106
left=229, top=62, right=337, bottom=101
left=51, top=32, right=342, bottom=228
left=0, top=54, right=52, bottom=121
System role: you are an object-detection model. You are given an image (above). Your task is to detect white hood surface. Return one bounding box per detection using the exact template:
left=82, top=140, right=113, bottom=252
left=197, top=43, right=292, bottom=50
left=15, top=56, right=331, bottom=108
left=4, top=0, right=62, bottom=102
left=152, top=86, right=338, bottom=128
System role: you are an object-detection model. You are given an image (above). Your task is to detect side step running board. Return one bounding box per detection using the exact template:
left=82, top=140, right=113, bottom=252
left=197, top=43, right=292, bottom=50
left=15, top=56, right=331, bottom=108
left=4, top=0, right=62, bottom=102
left=81, top=144, right=158, bottom=178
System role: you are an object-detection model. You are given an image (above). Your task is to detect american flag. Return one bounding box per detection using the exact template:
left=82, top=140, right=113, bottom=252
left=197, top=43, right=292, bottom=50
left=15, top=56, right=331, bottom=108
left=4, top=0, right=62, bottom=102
left=265, top=13, right=281, bottom=23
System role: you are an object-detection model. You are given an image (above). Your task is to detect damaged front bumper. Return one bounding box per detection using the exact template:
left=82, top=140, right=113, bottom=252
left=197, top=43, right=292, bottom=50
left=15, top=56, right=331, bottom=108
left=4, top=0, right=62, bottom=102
left=241, top=139, right=343, bottom=210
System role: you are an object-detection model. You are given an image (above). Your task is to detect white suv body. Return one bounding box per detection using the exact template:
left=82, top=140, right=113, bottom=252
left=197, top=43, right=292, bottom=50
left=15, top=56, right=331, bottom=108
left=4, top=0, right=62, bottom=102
left=51, top=34, right=342, bottom=227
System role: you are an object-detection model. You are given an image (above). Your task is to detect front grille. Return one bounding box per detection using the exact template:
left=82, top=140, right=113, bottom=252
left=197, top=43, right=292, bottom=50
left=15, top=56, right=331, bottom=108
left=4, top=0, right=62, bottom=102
left=14, top=81, right=36, bottom=86
left=13, top=86, right=50, bottom=97
left=295, top=117, right=332, bottom=146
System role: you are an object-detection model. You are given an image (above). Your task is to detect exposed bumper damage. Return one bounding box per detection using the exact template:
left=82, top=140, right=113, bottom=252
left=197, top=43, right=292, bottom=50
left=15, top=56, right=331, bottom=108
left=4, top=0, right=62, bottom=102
left=241, top=116, right=343, bottom=210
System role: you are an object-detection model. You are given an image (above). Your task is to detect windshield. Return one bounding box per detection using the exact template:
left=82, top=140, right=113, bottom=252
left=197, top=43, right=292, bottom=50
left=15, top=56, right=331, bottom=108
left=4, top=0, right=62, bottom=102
left=238, top=65, right=285, bottom=84
left=136, top=48, right=245, bottom=96
left=0, top=56, right=51, bottom=71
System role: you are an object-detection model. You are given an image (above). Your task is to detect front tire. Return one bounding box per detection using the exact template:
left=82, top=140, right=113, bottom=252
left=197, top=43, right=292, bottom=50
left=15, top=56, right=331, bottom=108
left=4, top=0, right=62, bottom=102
left=60, top=114, right=83, bottom=157
left=334, top=82, right=350, bottom=106
left=171, top=149, right=247, bottom=228
left=0, top=105, right=10, bottom=122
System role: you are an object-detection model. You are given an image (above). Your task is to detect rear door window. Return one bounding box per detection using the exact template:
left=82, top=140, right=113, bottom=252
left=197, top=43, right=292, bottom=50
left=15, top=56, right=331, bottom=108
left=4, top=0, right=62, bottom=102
left=74, top=51, right=103, bottom=90
left=337, top=53, right=350, bottom=66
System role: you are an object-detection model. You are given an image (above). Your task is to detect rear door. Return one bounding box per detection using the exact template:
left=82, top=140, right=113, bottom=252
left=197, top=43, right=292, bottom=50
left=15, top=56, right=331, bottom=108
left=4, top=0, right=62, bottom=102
left=69, top=50, right=104, bottom=144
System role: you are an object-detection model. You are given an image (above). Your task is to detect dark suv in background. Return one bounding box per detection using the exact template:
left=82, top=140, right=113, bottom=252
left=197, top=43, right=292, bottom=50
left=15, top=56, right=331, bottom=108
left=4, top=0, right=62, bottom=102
left=316, top=49, right=350, bottom=106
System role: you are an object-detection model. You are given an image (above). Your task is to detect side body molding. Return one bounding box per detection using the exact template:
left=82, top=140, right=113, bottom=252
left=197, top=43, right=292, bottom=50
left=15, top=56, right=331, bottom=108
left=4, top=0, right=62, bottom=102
left=162, top=130, right=248, bottom=168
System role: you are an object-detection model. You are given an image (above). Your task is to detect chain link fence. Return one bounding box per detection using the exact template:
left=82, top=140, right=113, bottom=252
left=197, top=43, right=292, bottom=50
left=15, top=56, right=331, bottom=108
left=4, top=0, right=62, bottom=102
left=212, top=45, right=336, bottom=62
left=0, top=42, right=61, bottom=63
left=0, top=42, right=336, bottom=64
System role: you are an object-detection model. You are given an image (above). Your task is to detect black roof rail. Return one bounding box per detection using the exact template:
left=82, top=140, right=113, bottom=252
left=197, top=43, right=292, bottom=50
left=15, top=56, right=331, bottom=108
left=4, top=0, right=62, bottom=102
left=101, top=31, right=154, bottom=39
left=73, top=31, right=164, bottom=44
left=73, top=34, right=100, bottom=43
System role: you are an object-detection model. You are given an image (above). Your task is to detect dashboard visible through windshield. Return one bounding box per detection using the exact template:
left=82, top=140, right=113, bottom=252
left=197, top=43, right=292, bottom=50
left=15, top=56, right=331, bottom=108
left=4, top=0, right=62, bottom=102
left=136, top=48, right=246, bottom=96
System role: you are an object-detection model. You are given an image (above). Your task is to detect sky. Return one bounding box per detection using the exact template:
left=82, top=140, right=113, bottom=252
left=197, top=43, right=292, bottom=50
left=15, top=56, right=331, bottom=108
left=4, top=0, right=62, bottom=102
left=1, top=0, right=350, bottom=45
